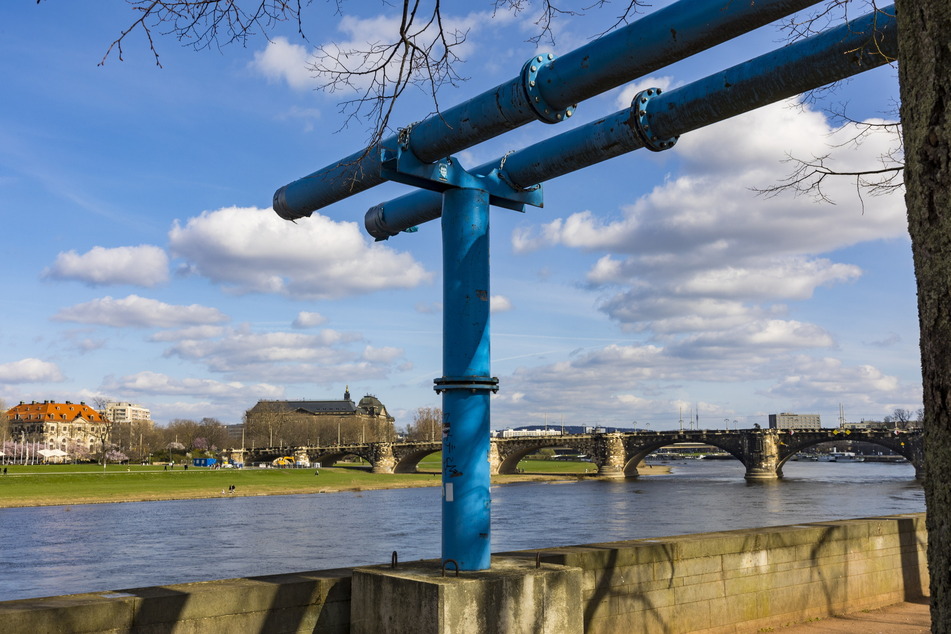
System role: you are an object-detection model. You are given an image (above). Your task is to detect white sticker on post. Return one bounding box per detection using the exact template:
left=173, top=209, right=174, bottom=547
left=445, top=482, right=454, bottom=502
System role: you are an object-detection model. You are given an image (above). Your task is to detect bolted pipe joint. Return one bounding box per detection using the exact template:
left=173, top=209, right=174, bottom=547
left=631, top=88, right=679, bottom=152
left=521, top=54, right=577, bottom=124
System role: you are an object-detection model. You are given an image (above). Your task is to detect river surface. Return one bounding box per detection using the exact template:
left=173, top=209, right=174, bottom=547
left=0, top=460, right=924, bottom=602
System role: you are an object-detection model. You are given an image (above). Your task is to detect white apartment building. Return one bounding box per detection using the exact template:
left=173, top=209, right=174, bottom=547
left=103, top=402, right=153, bottom=426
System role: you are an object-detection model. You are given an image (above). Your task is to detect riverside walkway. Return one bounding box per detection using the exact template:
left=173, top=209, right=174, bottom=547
left=777, top=599, right=929, bottom=633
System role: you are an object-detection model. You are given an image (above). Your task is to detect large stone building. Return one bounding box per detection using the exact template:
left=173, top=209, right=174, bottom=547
left=768, top=412, right=822, bottom=430
left=244, top=388, right=396, bottom=446
left=6, top=401, right=110, bottom=455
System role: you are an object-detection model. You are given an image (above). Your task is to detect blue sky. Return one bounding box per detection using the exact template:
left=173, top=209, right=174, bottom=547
left=0, top=1, right=918, bottom=431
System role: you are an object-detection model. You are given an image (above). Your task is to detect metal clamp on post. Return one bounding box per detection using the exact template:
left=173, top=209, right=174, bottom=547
left=434, top=376, right=500, bottom=394
left=631, top=88, right=679, bottom=152
left=521, top=54, right=576, bottom=123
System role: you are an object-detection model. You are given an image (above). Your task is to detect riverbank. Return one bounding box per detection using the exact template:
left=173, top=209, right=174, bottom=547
left=0, top=462, right=671, bottom=508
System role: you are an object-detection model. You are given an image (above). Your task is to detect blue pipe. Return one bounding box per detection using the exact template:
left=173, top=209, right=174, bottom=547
left=439, top=187, right=494, bottom=570
left=273, top=0, right=823, bottom=221
left=365, top=5, right=897, bottom=239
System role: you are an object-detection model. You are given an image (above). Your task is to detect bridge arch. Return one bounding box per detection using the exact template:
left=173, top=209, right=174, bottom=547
left=493, top=437, right=594, bottom=475
left=392, top=446, right=442, bottom=473
left=622, top=437, right=746, bottom=476
left=774, top=433, right=921, bottom=477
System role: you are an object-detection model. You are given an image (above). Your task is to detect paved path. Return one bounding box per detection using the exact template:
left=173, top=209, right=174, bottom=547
left=771, top=600, right=930, bottom=633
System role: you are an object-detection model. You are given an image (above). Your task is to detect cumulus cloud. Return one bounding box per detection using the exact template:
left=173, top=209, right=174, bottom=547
left=52, top=295, right=228, bottom=328
left=491, top=295, right=513, bottom=313
left=165, top=329, right=361, bottom=372
left=168, top=206, right=432, bottom=299
left=311, top=12, right=485, bottom=94
left=250, top=37, right=314, bottom=89
left=252, top=11, right=489, bottom=97
left=146, top=323, right=403, bottom=386
left=0, top=358, right=65, bottom=383
left=101, top=371, right=284, bottom=399
left=362, top=345, right=404, bottom=363
left=513, top=100, right=902, bottom=341
left=148, top=325, right=228, bottom=342
left=764, top=356, right=914, bottom=415
left=292, top=311, right=328, bottom=328
left=43, top=245, right=169, bottom=287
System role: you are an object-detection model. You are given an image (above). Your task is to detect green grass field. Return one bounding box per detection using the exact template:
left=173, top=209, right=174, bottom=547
left=0, top=464, right=441, bottom=507
left=0, top=457, right=598, bottom=508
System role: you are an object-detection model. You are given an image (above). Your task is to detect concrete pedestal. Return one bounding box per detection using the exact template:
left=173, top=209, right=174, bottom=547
left=350, top=557, right=582, bottom=634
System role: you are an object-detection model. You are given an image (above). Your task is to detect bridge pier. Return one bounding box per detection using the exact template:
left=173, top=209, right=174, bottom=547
left=593, top=433, right=627, bottom=478
left=369, top=443, right=397, bottom=474
left=743, top=429, right=782, bottom=480
left=488, top=440, right=501, bottom=475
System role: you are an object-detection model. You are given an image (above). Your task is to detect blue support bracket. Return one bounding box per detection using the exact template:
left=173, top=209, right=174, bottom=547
left=379, top=145, right=544, bottom=213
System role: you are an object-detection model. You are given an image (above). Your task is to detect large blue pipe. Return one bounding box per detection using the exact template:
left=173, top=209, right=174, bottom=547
left=365, top=5, right=897, bottom=239
left=273, top=0, right=822, bottom=221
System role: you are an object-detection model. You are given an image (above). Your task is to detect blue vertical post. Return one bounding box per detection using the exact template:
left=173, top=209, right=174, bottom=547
left=437, top=186, right=495, bottom=570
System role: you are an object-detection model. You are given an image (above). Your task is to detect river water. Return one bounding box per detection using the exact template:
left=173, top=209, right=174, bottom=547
left=0, top=460, right=924, bottom=602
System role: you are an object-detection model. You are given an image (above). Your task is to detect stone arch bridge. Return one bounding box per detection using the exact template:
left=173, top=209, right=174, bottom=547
left=238, top=428, right=923, bottom=481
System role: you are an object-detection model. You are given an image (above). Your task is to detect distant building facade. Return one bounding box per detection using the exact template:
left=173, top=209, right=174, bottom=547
left=244, top=387, right=396, bottom=446
left=6, top=400, right=110, bottom=455
left=768, top=412, right=821, bottom=430
left=840, top=420, right=895, bottom=431
left=101, top=402, right=153, bottom=428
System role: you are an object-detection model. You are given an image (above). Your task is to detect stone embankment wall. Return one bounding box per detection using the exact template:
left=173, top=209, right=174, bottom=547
left=0, top=513, right=927, bottom=633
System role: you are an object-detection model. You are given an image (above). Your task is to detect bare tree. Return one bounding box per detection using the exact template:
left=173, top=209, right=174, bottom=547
left=754, top=2, right=903, bottom=204
left=883, top=407, right=912, bottom=431
left=896, top=0, right=951, bottom=629
left=53, top=0, right=648, bottom=146
left=754, top=112, right=903, bottom=210
left=404, top=406, right=442, bottom=441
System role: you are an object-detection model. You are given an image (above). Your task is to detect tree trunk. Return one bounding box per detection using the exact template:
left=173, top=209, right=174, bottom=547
left=896, top=0, right=951, bottom=629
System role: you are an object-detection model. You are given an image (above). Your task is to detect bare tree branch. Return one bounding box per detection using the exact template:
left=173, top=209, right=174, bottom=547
left=90, top=1, right=307, bottom=67
left=753, top=111, right=903, bottom=211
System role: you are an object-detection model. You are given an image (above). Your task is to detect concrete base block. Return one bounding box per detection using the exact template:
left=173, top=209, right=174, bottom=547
left=350, top=557, right=583, bottom=634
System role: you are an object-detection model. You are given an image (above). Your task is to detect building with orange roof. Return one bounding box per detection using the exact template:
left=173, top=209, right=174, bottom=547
left=6, top=400, right=111, bottom=459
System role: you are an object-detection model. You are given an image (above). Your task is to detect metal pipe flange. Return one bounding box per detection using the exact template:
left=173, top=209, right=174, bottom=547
left=521, top=54, right=576, bottom=124
left=631, top=88, right=678, bottom=152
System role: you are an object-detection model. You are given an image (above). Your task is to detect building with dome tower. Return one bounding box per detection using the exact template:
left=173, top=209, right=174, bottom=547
left=243, top=387, right=396, bottom=447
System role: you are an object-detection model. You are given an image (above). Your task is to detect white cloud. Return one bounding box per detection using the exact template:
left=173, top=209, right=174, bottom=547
left=312, top=12, right=485, bottom=95
left=253, top=11, right=488, bottom=97
left=52, top=295, right=228, bottom=328
left=250, top=37, right=314, bottom=90
left=490, top=295, right=513, bottom=313
left=513, top=101, right=903, bottom=340
left=764, top=356, right=915, bottom=416
left=362, top=345, right=404, bottom=363
left=101, top=371, right=284, bottom=399
left=0, top=358, right=65, bottom=384
left=43, top=245, right=169, bottom=287
left=168, top=206, right=432, bottom=299
left=165, top=329, right=361, bottom=372
left=292, top=311, right=328, bottom=328
left=614, top=76, right=679, bottom=110
left=149, top=325, right=228, bottom=342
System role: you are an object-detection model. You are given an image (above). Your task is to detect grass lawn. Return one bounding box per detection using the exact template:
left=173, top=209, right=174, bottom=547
left=0, top=457, right=637, bottom=508
left=0, top=464, right=441, bottom=508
